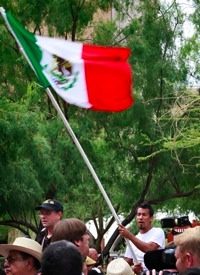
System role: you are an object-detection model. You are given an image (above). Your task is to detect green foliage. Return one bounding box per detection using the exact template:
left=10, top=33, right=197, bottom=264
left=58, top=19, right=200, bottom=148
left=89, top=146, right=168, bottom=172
left=93, top=21, right=118, bottom=45
left=191, top=0, right=200, bottom=31
left=44, top=0, right=99, bottom=40
left=180, top=34, right=200, bottom=83
left=0, top=99, right=42, bottom=214
left=90, top=1, right=200, bottom=220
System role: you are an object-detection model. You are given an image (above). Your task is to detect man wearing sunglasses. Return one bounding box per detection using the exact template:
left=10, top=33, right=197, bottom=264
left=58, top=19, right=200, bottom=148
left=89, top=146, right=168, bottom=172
left=0, top=237, right=42, bottom=275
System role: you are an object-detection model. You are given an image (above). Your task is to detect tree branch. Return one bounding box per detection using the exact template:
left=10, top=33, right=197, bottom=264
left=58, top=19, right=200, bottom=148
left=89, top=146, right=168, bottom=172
left=0, top=219, right=38, bottom=234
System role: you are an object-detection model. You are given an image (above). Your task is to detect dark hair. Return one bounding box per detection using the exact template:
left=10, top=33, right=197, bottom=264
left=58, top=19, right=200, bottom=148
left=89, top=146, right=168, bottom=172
left=52, top=218, right=87, bottom=243
left=136, top=202, right=154, bottom=217
left=41, top=240, right=83, bottom=275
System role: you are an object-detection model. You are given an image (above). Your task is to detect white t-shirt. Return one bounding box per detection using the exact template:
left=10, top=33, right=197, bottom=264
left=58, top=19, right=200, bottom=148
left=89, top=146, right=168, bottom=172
left=124, top=227, right=165, bottom=270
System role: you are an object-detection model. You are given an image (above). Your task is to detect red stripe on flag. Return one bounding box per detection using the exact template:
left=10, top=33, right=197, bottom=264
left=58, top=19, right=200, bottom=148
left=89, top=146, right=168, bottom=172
left=82, top=44, right=131, bottom=61
left=82, top=44, right=133, bottom=112
left=84, top=59, right=133, bottom=112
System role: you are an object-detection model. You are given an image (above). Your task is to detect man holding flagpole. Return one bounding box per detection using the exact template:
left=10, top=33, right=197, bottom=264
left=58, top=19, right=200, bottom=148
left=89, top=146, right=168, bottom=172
left=119, top=202, right=165, bottom=274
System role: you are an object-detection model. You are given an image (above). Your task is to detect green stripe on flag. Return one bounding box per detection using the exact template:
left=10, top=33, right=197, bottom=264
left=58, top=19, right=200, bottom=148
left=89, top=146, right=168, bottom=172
left=7, top=11, right=49, bottom=88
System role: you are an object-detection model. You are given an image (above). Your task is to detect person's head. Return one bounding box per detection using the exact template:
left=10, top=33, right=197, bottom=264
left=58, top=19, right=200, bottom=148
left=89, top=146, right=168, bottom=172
left=106, top=258, right=134, bottom=275
left=174, top=227, right=200, bottom=272
left=0, top=237, right=42, bottom=275
left=88, top=248, right=98, bottom=262
left=35, top=199, right=63, bottom=231
left=41, top=240, right=83, bottom=275
left=52, top=218, right=90, bottom=257
left=135, top=202, right=154, bottom=232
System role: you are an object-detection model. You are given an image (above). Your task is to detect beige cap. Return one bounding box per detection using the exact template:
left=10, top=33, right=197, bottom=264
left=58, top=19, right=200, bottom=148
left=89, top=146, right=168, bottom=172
left=107, top=258, right=134, bottom=275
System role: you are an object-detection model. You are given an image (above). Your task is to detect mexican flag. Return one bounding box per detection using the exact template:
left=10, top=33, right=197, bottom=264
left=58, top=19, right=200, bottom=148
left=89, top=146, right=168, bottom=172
left=0, top=8, right=133, bottom=112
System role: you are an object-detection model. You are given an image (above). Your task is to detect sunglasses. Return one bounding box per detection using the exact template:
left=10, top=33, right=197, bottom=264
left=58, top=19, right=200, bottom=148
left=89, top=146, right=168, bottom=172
left=5, top=255, right=25, bottom=264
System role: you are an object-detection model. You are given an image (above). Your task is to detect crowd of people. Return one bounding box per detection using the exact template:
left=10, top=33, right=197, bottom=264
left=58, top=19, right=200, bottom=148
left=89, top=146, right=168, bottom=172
left=0, top=200, right=199, bottom=275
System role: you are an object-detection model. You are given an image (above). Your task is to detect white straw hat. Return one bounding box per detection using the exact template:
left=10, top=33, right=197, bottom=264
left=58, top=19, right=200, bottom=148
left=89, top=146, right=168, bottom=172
left=107, top=258, right=134, bottom=275
left=0, top=237, right=42, bottom=262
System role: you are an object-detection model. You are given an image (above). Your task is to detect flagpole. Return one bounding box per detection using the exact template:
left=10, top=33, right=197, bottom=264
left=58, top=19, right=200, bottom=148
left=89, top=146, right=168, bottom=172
left=46, top=87, right=119, bottom=222
left=46, top=87, right=138, bottom=263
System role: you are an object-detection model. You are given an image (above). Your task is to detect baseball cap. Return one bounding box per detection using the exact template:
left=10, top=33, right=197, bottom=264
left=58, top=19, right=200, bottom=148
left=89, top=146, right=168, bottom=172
left=35, top=199, right=63, bottom=212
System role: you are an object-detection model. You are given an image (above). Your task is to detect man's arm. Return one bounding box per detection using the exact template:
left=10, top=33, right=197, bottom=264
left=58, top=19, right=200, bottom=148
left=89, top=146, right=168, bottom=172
left=124, top=257, right=133, bottom=266
left=119, top=224, right=161, bottom=253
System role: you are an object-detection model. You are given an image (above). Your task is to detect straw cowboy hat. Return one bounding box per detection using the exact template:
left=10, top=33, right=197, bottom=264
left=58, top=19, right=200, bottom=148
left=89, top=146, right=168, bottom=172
left=0, top=237, right=42, bottom=262
left=107, top=258, right=134, bottom=275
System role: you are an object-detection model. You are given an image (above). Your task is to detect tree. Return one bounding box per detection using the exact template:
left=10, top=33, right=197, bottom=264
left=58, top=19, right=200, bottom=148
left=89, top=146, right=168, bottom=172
left=95, top=0, right=200, bottom=255
left=0, top=91, right=69, bottom=235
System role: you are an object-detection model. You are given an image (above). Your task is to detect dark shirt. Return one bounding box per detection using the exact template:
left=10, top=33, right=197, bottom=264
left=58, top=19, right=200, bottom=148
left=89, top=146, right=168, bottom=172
left=35, top=228, right=51, bottom=250
left=88, top=268, right=103, bottom=275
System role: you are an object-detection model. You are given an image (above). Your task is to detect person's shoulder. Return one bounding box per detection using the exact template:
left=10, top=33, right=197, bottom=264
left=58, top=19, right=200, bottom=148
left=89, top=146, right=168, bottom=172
left=149, top=227, right=165, bottom=238
left=151, top=227, right=164, bottom=233
left=35, top=227, right=47, bottom=242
